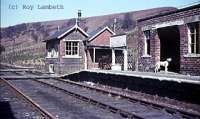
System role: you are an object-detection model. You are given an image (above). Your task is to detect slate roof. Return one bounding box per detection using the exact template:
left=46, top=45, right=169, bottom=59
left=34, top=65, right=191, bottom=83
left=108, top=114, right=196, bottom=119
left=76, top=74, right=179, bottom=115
left=44, top=24, right=115, bottom=49
left=88, top=27, right=105, bottom=39
left=87, top=26, right=115, bottom=47
left=44, top=24, right=89, bottom=42
left=45, top=26, right=73, bottom=41
left=88, top=26, right=115, bottom=41
left=138, top=3, right=200, bottom=22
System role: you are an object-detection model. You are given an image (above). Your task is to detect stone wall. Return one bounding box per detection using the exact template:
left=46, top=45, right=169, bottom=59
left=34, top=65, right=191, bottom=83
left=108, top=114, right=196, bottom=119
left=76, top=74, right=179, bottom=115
left=65, top=71, right=200, bottom=104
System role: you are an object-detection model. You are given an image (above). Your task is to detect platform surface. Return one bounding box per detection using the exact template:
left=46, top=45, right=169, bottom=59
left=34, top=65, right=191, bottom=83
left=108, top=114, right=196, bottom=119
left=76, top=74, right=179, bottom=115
left=84, top=69, right=200, bottom=84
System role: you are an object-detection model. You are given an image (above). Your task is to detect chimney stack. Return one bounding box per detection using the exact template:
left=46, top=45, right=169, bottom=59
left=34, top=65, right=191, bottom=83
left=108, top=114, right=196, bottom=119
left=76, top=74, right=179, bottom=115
left=77, top=10, right=82, bottom=26
left=78, top=10, right=82, bottom=19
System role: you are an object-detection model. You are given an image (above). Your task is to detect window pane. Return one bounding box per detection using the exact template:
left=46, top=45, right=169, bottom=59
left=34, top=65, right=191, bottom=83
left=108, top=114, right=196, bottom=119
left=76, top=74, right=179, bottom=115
left=66, top=42, right=69, bottom=50
left=74, top=47, right=78, bottom=55
left=188, top=22, right=200, bottom=54
left=72, top=46, right=75, bottom=55
left=191, top=44, right=195, bottom=53
left=65, top=41, right=79, bottom=56
left=197, top=23, right=200, bottom=53
left=191, top=34, right=195, bottom=44
left=73, top=42, right=77, bottom=46
left=147, top=40, right=150, bottom=55
left=144, top=30, right=150, bottom=55
left=66, top=50, right=68, bottom=55
left=197, top=45, right=200, bottom=54
left=144, top=30, right=150, bottom=39
left=66, top=42, right=70, bottom=55
left=189, top=26, right=194, bottom=33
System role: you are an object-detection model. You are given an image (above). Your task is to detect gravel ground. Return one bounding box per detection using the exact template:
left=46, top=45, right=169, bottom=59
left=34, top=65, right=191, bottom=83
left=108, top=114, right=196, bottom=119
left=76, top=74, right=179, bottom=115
left=9, top=79, right=125, bottom=119
left=38, top=79, right=184, bottom=119
left=0, top=81, right=43, bottom=119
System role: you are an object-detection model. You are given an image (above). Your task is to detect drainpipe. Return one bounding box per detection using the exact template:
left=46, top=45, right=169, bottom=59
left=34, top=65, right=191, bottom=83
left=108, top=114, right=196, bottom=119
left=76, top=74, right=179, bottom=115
left=84, top=50, right=87, bottom=70
left=93, top=47, right=96, bottom=63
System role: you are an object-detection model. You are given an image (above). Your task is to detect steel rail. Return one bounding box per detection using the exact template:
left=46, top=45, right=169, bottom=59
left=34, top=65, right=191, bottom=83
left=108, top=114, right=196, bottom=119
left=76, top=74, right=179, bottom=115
left=0, top=78, right=56, bottom=119
left=55, top=78, right=200, bottom=119
left=34, top=79, right=145, bottom=119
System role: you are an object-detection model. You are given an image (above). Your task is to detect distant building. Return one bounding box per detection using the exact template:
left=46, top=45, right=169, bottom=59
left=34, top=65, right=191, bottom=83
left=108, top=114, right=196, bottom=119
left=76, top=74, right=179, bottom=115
left=137, top=4, right=200, bottom=75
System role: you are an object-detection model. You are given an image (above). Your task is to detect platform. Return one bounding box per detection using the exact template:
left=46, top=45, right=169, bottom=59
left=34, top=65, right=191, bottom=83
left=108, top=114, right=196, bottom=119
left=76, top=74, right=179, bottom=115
left=85, top=69, right=200, bottom=84
left=64, top=69, right=200, bottom=104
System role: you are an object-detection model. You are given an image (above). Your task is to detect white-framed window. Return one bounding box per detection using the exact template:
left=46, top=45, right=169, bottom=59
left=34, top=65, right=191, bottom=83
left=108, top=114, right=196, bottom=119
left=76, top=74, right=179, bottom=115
left=47, top=48, right=58, bottom=58
left=144, top=30, right=151, bottom=56
left=64, top=41, right=80, bottom=57
left=188, top=22, right=200, bottom=54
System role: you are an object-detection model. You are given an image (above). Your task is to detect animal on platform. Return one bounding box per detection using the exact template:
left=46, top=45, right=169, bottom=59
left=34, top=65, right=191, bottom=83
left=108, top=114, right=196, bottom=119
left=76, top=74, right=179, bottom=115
left=154, top=58, right=172, bottom=73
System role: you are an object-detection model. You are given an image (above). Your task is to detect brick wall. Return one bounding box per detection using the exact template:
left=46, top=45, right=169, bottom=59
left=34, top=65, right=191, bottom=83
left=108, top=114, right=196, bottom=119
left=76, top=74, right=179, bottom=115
left=137, top=27, right=152, bottom=71
left=86, top=49, right=99, bottom=69
left=137, top=5, right=200, bottom=75
left=179, top=24, right=200, bottom=75
left=89, top=30, right=113, bottom=46
left=86, top=29, right=114, bottom=69
left=46, top=29, right=87, bottom=74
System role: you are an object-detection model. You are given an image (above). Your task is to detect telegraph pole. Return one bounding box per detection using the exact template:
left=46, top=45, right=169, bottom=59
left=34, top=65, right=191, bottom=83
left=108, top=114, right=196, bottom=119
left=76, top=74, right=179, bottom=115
left=113, top=18, right=117, bottom=32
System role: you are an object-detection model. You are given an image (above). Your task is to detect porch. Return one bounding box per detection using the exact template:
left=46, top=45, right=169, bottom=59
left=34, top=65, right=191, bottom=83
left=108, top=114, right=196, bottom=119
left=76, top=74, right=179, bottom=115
left=86, top=46, right=128, bottom=71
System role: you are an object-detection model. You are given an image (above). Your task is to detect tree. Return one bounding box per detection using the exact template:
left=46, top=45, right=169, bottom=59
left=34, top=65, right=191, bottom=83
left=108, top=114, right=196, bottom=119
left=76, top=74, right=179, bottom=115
left=122, top=13, right=136, bottom=30
left=0, top=44, right=5, bottom=55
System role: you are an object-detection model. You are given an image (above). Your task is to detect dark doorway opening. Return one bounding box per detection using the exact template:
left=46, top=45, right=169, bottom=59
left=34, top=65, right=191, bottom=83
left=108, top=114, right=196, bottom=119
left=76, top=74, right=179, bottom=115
left=157, top=26, right=180, bottom=72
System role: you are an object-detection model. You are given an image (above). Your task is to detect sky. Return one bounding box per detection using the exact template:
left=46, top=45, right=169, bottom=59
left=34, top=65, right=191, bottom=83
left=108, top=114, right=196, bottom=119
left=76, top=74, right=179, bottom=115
left=1, top=0, right=200, bottom=27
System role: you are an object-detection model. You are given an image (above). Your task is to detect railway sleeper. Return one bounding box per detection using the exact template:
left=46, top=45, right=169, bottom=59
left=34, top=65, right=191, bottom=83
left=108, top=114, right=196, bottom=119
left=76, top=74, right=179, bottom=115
left=35, top=79, right=145, bottom=119
left=1, top=78, right=56, bottom=119
left=57, top=78, right=200, bottom=118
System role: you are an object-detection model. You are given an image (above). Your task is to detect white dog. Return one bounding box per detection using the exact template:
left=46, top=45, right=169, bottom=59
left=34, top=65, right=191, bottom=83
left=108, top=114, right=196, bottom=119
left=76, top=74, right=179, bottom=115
left=155, top=58, right=172, bottom=73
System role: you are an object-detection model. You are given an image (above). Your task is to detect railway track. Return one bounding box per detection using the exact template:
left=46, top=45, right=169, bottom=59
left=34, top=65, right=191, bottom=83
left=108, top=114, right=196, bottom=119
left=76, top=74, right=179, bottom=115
left=0, top=78, right=56, bottom=119
left=0, top=69, right=45, bottom=76
left=1, top=67, right=200, bottom=119
left=35, top=78, right=200, bottom=119
left=6, top=79, right=125, bottom=119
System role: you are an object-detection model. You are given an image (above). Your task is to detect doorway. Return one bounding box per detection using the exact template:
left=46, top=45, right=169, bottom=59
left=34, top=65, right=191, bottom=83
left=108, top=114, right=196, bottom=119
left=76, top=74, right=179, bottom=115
left=157, top=26, right=180, bottom=72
